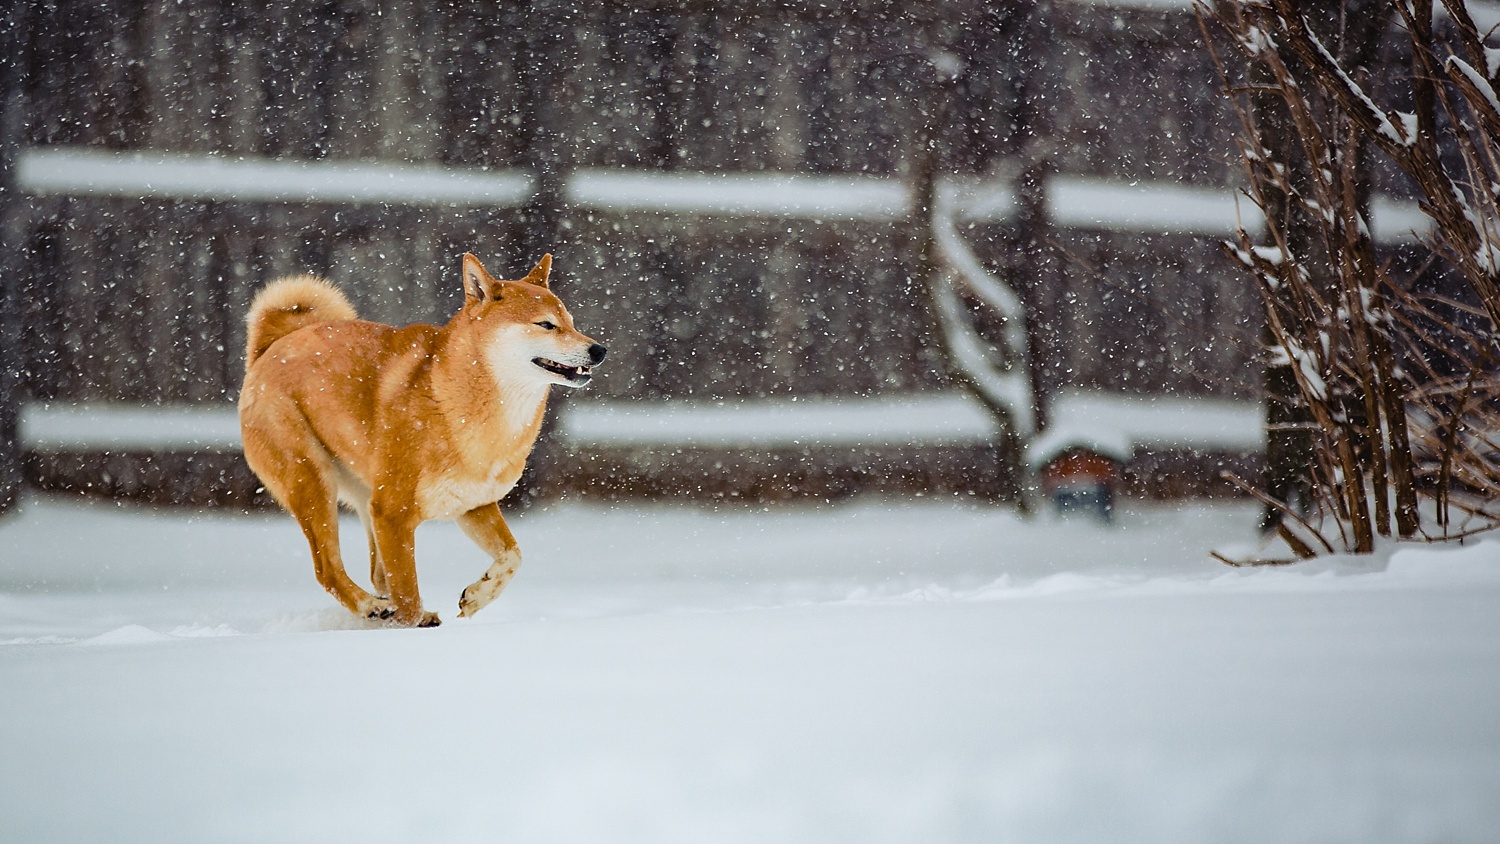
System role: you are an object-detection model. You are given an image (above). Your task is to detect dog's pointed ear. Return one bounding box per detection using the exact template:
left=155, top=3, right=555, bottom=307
left=519, top=253, right=552, bottom=289
left=462, top=253, right=499, bottom=302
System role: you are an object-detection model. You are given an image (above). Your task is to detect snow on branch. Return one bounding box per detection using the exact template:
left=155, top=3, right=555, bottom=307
left=929, top=182, right=1037, bottom=437
left=1208, top=0, right=1500, bottom=555
left=1445, top=55, right=1500, bottom=140
left=1294, top=10, right=1417, bottom=146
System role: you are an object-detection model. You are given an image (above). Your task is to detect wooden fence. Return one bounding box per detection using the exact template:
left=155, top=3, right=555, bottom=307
left=0, top=0, right=1345, bottom=505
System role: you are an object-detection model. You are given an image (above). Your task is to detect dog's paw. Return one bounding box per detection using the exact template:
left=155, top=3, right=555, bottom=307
left=362, top=597, right=396, bottom=621
left=456, top=583, right=486, bottom=618
left=457, top=578, right=504, bottom=618
left=378, top=607, right=440, bottom=628
left=457, top=552, right=520, bottom=618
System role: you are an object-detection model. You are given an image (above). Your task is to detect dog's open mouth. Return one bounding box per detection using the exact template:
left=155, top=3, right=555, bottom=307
left=532, top=357, right=593, bottom=384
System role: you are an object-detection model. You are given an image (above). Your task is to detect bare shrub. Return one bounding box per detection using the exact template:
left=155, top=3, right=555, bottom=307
left=1206, top=0, right=1500, bottom=560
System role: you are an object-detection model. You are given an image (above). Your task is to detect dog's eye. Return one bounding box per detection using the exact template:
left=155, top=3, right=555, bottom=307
left=534, top=320, right=556, bottom=331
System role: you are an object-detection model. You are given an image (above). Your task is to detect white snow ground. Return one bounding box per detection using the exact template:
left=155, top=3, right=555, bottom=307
left=2, top=493, right=1498, bottom=843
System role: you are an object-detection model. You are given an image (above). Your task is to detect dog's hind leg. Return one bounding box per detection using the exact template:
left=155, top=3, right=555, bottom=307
left=246, top=426, right=391, bottom=621
left=287, top=469, right=394, bottom=621
left=348, top=497, right=387, bottom=598
left=455, top=502, right=522, bottom=618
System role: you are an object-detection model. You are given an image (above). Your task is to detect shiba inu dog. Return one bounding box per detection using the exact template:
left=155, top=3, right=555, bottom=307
left=239, top=253, right=604, bottom=627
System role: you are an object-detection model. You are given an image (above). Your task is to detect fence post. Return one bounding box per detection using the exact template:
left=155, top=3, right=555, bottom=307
left=0, top=1, right=26, bottom=515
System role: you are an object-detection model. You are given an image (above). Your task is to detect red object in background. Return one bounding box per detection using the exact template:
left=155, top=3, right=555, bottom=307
left=1039, top=448, right=1121, bottom=494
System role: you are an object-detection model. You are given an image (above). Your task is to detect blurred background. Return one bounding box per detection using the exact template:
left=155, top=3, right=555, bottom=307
left=0, top=0, right=1436, bottom=513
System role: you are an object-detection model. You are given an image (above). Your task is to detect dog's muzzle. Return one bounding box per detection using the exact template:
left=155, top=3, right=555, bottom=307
left=533, top=345, right=604, bottom=386
left=533, top=356, right=594, bottom=385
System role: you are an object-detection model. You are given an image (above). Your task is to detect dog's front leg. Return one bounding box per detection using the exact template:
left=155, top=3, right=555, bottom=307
left=456, top=503, right=522, bottom=618
left=370, top=494, right=440, bottom=628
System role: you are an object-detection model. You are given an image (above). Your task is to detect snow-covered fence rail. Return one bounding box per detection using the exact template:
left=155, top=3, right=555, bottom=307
left=18, top=392, right=1266, bottom=454
left=554, top=388, right=1265, bottom=500
left=560, top=390, right=1263, bottom=452
left=18, top=148, right=535, bottom=208
left=15, top=147, right=1435, bottom=243
left=558, top=394, right=1002, bottom=449
left=18, top=395, right=1006, bottom=454
left=19, top=403, right=243, bottom=453
left=565, top=169, right=911, bottom=221
left=13, top=394, right=1021, bottom=504
left=26, top=147, right=1424, bottom=234
left=16, top=389, right=1267, bottom=503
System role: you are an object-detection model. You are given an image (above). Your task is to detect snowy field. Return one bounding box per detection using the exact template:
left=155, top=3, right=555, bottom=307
left=2, top=493, right=1498, bottom=843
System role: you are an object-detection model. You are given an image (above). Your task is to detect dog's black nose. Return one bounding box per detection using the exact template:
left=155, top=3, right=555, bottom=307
left=588, top=344, right=607, bottom=364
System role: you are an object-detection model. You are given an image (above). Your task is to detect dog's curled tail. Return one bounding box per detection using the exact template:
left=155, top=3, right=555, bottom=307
left=244, top=275, right=358, bottom=368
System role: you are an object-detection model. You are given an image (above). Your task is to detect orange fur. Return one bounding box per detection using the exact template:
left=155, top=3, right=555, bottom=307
left=239, top=253, right=605, bottom=627
left=244, top=274, right=359, bottom=367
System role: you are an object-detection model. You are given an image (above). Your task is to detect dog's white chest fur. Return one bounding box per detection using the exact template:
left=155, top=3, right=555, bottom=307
left=417, top=381, right=546, bottom=520
left=419, top=471, right=517, bottom=520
